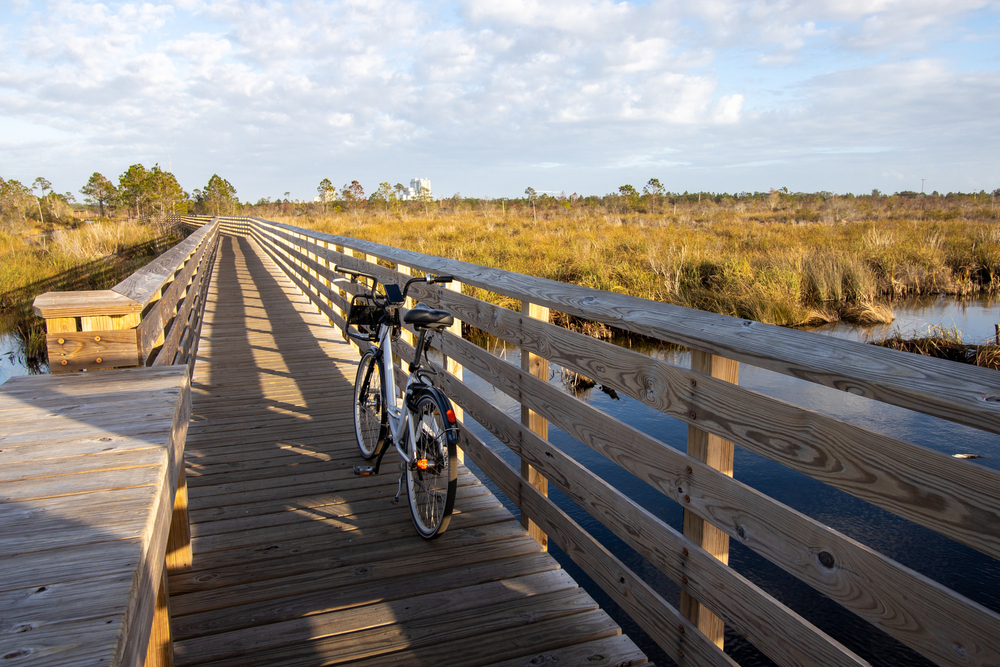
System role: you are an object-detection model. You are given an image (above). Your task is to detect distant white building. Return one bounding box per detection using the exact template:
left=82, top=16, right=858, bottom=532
left=405, top=177, right=431, bottom=200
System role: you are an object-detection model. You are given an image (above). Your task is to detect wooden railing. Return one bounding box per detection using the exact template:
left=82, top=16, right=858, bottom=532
left=184, top=215, right=1000, bottom=667
left=33, top=218, right=220, bottom=374
left=28, top=217, right=221, bottom=667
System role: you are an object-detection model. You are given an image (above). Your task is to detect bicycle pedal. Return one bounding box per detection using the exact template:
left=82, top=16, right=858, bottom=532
left=353, top=465, right=376, bottom=476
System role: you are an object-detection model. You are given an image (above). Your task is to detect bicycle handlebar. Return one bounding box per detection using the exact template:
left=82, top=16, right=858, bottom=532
left=335, top=264, right=454, bottom=302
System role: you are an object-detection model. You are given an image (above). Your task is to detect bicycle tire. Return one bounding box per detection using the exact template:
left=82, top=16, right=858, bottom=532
left=354, top=349, right=386, bottom=460
left=406, top=389, right=457, bottom=538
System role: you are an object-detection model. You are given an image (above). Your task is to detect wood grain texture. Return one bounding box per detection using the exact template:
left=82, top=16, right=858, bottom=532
left=395, top=340, right=868, bottom=667
left=681, top=351, right=738, bottom=648
left=0, top=365, right=190, bottom=667
left=415, top=281, right=1000, bottom=562
left=452, top=416, right=735, bottom=667
left=429, top=324, right=1000, bottom=667
left=520, top=299, right=549, bottom=549
left=45, top=329, right=139, bottom=372
left=33, top=290, right=143, bottom=318
left=113, top=220, right=218, bottom=306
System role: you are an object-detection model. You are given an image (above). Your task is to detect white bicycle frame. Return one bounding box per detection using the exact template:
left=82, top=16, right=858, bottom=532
left=374, top=317, right=429, bottom=465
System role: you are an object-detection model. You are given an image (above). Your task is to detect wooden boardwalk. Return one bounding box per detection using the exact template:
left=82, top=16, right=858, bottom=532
left=168, top=235, right=647, bottom=667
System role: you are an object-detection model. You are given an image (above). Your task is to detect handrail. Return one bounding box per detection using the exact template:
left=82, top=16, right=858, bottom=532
left=32, top=218, right=221, bottom=372
left=183, top=214, right=1000, bottom=667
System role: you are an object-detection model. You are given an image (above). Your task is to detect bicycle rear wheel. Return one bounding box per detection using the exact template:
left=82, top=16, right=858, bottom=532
left=354, top=349, right=386, bottom=459
left=406, top=390, right=457, bottom=538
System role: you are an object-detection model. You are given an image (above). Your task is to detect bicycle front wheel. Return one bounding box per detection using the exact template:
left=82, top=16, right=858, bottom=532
left=406, top=390, right=457, bottom=538
left=354, top=349, right=386, bottom=460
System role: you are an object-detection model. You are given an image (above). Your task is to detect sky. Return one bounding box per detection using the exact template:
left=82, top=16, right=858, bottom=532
left=1, top=0, right=998, bottom=202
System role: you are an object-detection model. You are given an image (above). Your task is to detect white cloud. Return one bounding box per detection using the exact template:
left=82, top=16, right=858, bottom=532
left=0, top=0, right=996, bottom=198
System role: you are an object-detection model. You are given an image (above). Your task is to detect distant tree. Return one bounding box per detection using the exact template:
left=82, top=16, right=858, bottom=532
left=317, top=178, right=335, bottom=214
left=371, top=182, right=398, bottom=217
left=118, top=164, right=151, bottom=218
left=147, top=166, right=187, bottom=215
left=0, top=177, right=34, bottom=230
left=202, top=174, right=238, bottom=215
left=643, top=178, right=664, bottom=210
left=341, top=181, right=366, bottom=214
left=618, top=184, right=639, bottom=210
left=32, top=177, right=52, bottom=223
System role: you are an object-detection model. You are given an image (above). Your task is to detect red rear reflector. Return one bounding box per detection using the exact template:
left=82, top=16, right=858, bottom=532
left=446, top=409, right=456, bottom=423
left=417, top=459, right=428, bottom=470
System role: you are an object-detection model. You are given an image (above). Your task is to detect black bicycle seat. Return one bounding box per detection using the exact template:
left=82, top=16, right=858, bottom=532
left=404, top=303, right=455, bottom=330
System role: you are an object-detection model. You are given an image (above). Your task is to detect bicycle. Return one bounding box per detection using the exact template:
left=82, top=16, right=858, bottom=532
left=335, top=264, right=461, bottom=539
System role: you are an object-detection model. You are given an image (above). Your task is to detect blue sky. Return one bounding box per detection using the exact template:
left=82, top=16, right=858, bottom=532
left=1, top=0, right=998, bottom=201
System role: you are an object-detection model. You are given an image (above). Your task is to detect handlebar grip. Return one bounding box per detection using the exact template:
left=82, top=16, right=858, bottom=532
left=335, top=265, right=378, bottom=284
left=429, top=275, right=454, bottom=284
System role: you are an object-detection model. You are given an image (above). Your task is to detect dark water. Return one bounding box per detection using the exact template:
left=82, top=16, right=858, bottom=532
left=457, top=296, right=1000, bottom=667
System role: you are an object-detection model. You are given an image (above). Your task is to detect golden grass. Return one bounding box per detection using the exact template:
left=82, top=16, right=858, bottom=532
left=260, top=208, right=1000, bottom=327
left=0, top=218, right=182, bottom=370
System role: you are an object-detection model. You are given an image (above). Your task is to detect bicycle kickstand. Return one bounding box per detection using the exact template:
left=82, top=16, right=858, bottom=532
left=391, top=462, right=405, bottom=505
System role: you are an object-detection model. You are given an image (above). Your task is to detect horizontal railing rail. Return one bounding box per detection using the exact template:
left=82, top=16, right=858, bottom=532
left=182, top=214, right=1000, bottom=667
left=33, top=218, right=221, bottom=373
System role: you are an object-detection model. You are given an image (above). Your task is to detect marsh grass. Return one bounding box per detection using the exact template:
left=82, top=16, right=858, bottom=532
left=271, top=208, right=1000, bottom=328
left=0, top=218, right=183, bottom=370
left=872, top=324, right=1000, bottom=369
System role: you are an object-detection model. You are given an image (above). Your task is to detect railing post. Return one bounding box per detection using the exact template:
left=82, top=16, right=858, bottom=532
left=34, top=292, right=144, bottom=372
left=680, top=350, right=739, bottom=649
left=444, top=280, right=465, bottom=463
left=520, top=300, right=549, bottom=549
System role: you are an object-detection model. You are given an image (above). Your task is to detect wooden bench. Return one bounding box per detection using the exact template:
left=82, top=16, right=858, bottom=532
left=0, top=366, right=191, bottom=666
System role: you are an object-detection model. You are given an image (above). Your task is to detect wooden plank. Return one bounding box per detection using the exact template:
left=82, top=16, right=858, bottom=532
left=178, top=589, right=604, bottom=667
left=0, top=447, right=167, bottom=483
left=170, top=549, right=560, bottom=640
left=520, top=299, right=549, bottom=549
left=422, top=285, right=1000, bottom=561
left=680, top=351, right=737, bottom=648
left=453, top=418, right=737, bottom=667
left=431, top=328, right=1000, bottom=667
left=145, top=567, right=175, bottom=667
left=482, top=635, right=648, bottom=667
left=32, top=290, right=142, bottom=318
left=113, top=221, right=217, bottom=306
left=44, top=330, right=140, bottom=371
left=171, top=519, right=527, bottom=596
left=166, top=467, right=193, bottom=572
left=267, top=219, right=1000, bottom=437
left=173, top=569, right=581, bottom=666
left=432, top=367, right=867, bottom=667
left=44, top=317, right=77, bottom=333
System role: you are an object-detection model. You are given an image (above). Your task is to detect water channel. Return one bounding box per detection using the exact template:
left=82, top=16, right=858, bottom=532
left=3, top=297, right=999, bottom=666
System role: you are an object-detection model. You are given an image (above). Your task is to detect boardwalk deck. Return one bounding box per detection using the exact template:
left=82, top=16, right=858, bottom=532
left=0, top=365, right=190, bottom=666
left=169, top=235, right=647, bottom=667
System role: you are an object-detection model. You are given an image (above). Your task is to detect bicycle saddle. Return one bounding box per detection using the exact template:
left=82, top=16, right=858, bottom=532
left=404, top=303, right=455, bottom=330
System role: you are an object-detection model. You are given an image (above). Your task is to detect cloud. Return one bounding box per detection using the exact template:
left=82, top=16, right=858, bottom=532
left=0, top=0, right=996, bottom=198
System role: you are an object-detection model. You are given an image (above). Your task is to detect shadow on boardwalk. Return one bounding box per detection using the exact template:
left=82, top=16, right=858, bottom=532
left=168, top=235, right=646, bottom=666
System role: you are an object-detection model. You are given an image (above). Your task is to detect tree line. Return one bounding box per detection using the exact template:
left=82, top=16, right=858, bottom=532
left=0, top=166, right=239, bottom=232
left=2, top=166, right=998, bottom=233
